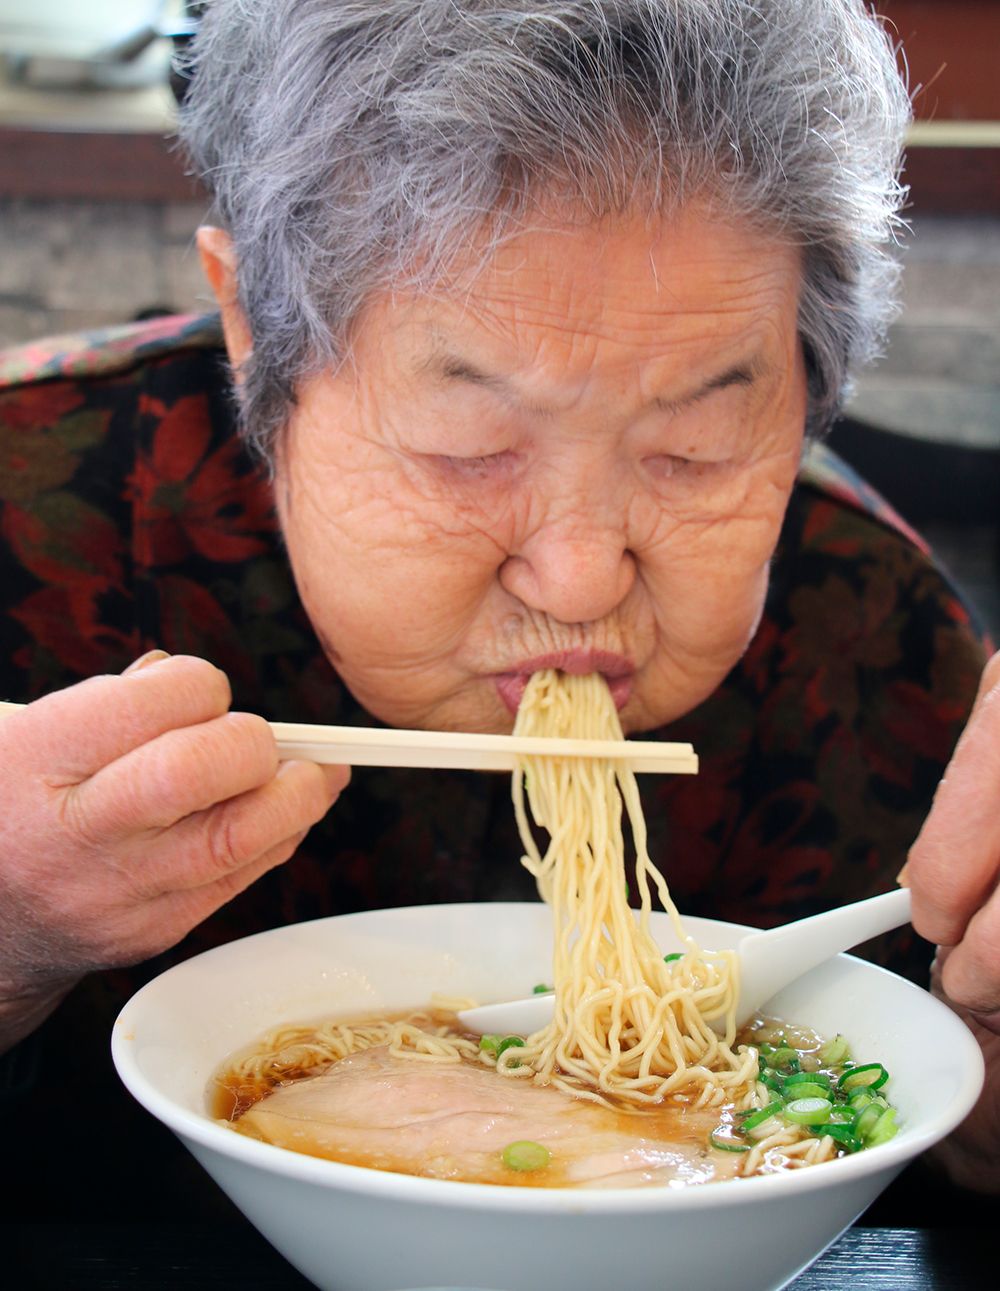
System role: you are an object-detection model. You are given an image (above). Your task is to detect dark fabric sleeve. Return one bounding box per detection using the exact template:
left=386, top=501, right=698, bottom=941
left=0, top=365, right=142, bottom=699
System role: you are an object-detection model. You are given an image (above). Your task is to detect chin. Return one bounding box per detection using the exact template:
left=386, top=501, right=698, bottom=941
left=616, top=701, right=667, bottom=738
left=618, top=678, right=720, bottom=736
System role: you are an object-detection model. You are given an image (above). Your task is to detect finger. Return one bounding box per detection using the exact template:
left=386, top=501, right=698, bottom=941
left=122, top=648, right=172, bottom=675
left=64, top=710, right=279, bottom=843
left=145, top=829, right=314, bottom=954
left=94, top=828, right=311, bottom=966
left=971, top=650, right=1000, bottom=714
left=12, top=654, right=231, bottom=781
left=0, top=758, right=339, bottom=977
left=906, top=666, right=1000, bottom=946
left=934, top=893, right=1000, bottom=1021
left=128, top=758, right=348, bottom=897
left=907, top=650, right=1000, bottom=829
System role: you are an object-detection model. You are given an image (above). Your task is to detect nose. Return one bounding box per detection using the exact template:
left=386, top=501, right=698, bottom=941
left=498, top=518, right=636, bottom=624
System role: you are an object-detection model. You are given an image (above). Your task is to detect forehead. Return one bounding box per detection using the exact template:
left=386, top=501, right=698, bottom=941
left=363, top=202, right=803, bottom=374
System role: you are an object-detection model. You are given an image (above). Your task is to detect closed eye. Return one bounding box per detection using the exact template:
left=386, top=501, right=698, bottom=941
left=642, top=453, right=732, bottom=482
left=430, top=450, right=519, bottom=480
left=639, top=452, right=743, bottom=517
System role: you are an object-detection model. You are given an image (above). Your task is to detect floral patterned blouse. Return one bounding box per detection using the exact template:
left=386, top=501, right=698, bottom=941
left=0, top=314, right=987, bottom=1221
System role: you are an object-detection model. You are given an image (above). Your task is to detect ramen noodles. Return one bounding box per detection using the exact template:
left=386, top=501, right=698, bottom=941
left=214, top=671, right=898, bottom=1185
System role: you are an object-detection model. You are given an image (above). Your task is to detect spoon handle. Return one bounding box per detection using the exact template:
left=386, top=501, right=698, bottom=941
left=735, top=887, right=912, bottom=1019
left=456, top=888, right=913, bottom=1037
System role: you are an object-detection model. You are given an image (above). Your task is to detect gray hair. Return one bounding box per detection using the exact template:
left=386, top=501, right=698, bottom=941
left=179, top=0, right=911, bottom=459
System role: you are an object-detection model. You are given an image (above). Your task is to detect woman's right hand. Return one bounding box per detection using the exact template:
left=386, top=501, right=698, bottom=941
left=0, top=651, right=349, bottom=1053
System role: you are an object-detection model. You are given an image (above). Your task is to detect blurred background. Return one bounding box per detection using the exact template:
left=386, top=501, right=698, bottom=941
left=0, top=0, right=998, bottom=635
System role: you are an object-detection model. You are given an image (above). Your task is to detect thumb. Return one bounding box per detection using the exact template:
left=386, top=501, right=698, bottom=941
left=122, top=649, right=171, bottom=675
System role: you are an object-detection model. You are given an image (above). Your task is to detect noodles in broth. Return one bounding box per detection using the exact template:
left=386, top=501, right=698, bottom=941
left=509, top=670, right=754, bottom=1105
left=217, top=670, right=896, bottom=1183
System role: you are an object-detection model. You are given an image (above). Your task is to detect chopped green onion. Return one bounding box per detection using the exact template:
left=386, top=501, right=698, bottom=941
left=783, top=1097, right=833, bottom=1126
left=663, top=953, right=683, bottom=964
left=713, top=1031, right=899, bottom=1162
left=864, top=1107, right=898, bottom=1147
left=820, top=1034, right=851, bottom=1066
left=847, top=1087, right=877, bottom=1109
left=853, top=1103, right=884, bottom=1141
left=850, top=1092, right=888, bottom=1117
left=710, top=1129, right=750, bottom=1153
left=766, top=1047, right=800, bottom=1072
left=479, top=1034, right=526, bottom=1057
left=746, top=1116, right=784, bottom=1141
left=838, top=1063, right=888, bottom=1092
left=784, top=1071, right=831, bottom=1091
left=740, top=1101, right=785, bottom=1132
left=821, top=1123, right=863, bottom=1153
left=781, top=1081, right=830, bottom=1102
left=532, top=983, right=553, bottom=994
left=501, top=1140, right=551, bottom=1172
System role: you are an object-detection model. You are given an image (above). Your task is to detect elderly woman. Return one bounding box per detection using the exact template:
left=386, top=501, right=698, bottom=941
left=1, top=0, right=997, bottom=1221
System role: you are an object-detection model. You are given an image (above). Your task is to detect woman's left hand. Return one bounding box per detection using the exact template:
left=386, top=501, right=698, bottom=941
left=904, top=650, right=1000, bottom=1190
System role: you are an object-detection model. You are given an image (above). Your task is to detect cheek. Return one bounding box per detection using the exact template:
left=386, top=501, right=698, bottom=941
left=280, top=462, right=509, bottom=656
left=640, top=457, right=795, bottom=646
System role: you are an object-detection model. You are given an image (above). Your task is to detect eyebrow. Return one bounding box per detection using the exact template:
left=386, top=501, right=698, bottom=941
left=427, top=352, right=763, bottom=416
left=651, top=362, right=761, bottom=413
left=430, top=355, right=558, bottom=417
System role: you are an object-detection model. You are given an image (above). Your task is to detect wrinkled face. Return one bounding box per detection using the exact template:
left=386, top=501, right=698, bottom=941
left=273, top=204, right=807, bottom=733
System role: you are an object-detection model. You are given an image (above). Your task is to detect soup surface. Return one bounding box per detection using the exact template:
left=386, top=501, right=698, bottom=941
left=212, top=1009, right=892, bottom=1188
left=225, top=1042, right=735, bottom=1187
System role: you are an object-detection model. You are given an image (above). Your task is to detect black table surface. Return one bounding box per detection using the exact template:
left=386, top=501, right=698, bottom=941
left=5, top=1220, right=996, bottom=1290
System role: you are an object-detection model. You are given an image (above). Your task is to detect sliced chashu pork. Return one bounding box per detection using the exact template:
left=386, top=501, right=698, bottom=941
left=233, top=1044, right=740, bottom=1188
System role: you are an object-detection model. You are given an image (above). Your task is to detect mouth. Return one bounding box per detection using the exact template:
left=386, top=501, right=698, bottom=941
left=493, top=650, right=635, bottom=715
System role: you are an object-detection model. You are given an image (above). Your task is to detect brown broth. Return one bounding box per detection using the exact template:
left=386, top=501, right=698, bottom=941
left=209, top=1006, right=457, bottom=1121
left=210, top=1010, right=831, bottom=1188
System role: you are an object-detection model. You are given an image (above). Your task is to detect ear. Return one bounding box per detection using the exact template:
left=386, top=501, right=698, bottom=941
left=196, top=226, right=253, bottom=375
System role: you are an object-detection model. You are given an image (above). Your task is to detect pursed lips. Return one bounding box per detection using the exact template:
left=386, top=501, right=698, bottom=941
left=493, top=649, right=634, bottom=714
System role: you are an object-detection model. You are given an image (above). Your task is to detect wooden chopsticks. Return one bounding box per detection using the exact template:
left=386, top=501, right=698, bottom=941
left=269, top=721, right=698, bottom=773
left=0, top=702, right=698, bottom=774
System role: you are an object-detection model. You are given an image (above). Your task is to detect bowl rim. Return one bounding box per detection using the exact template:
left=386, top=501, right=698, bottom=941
left=112, top=902, right=986, bottom=1215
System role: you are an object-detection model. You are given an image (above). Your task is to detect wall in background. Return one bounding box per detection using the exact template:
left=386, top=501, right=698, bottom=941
left=876, top=1, right=1000, bottom=121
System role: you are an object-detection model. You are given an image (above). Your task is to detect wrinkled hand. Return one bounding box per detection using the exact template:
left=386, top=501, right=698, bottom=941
left=905, top=650, right=1000, bottom=1190
left=0, top=652, right=349, bottom=1052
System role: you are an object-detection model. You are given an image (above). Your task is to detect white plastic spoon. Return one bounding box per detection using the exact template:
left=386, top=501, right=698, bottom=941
left=457, top=886, right=912, bottom=1036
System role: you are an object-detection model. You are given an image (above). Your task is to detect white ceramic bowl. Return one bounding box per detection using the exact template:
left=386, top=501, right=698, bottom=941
left=112, top=903, right=984, bottom=1291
